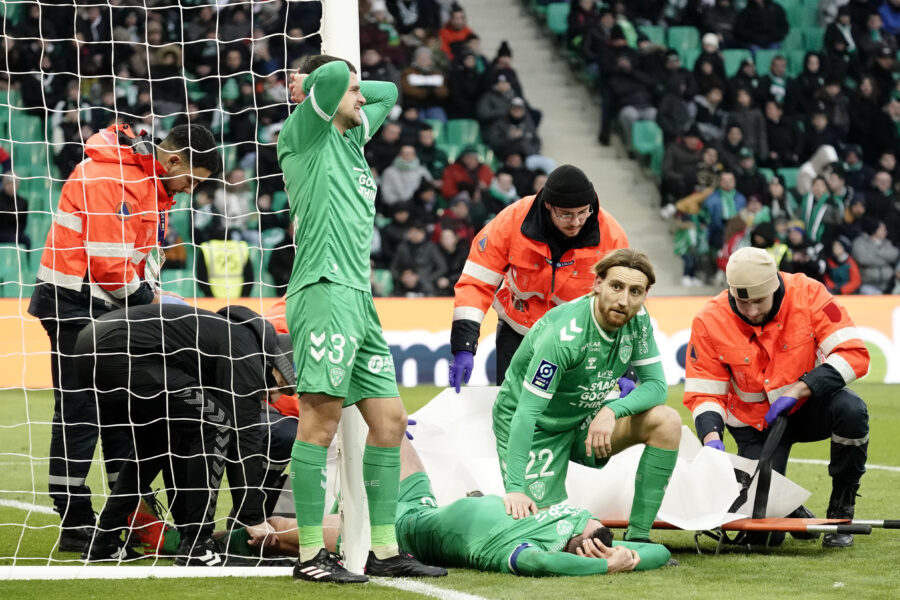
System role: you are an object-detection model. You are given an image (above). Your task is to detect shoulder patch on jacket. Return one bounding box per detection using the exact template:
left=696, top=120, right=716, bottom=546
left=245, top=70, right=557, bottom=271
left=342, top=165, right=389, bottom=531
left=116, top=201, right=136, bottom=220
left=823, top=300, right=842, bottom=322
left=477, top=234, right=487, bottom=252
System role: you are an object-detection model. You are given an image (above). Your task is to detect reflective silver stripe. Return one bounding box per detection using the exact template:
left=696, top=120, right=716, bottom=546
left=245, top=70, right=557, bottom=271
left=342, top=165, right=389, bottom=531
left=684, top=378, right=729, bottom=395
left=453, top=306, right=486, bottom=323
left=48, top=475, right=86, bottom=487
left=90, top=284, right=122, bottom=308
left=826, top=354, right=858, bottom=384
left=85, top=241, right=135, bottom=258
left=632, top=356, right=661, bottom=366
left=132, top=249, right=149, bottom=263
left=53, top=210, right=83, bottom=233
left=462, top=260, right=504, bottom=286
left=107, top=471, right=119, bottom=485
left=492, top=298, right=530, bottom=335
left=507, top=268, right=544, bottom=300
left=523, top=379, right=553, bottom=399
left=731, top=381, right=767, bottom=403
left=691, top=401, right=726, bottom=421
left=725, top=412, right=752, bottom=428
left=766, top=383, right=795, bottom=402
left=361, top=110, right=371, bottom=142
left=819, top=327, right=861, bottom=356
left=832, top=433, right=869, bottom=446
left=307, top=87, right=333, bottom=121
left=36, top=264, right=83, bottom=290
left=98, top=274, right=143, bottom=300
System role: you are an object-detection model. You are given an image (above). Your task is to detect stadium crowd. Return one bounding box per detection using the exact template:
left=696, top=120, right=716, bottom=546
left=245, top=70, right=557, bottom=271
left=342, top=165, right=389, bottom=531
left=565, top=0, right=900, bottom=293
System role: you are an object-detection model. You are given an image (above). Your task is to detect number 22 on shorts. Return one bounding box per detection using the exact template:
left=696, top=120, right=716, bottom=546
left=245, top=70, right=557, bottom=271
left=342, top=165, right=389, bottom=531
left=524, top=448, right=555, bottom=480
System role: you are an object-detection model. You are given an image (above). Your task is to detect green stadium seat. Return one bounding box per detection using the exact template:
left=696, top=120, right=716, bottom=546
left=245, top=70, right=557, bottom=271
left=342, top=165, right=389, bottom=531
left=160, top=268, right=200, bottom=298
left=8, top=111, right=43, bottom=142
left=778, top=167, right=799, bottom=191
left=787, top=50, right=807, bottom=77
left=681, top=48, right=702, bottom=70
left=444, top=119, right=481, bottom=145
left=754, top=49, right=784, bottom=77
left=638, top=25, right=665, bottom=47
left=0, top=244, right=33, bottom=299
left=631, top=120, right=664, bottom=179
left=723, top=49, right=753, bottom=77
left=802, top=27, right=824, bottom=51
left=439, top=142, right=463, bottom=163
left=372, top=268, right=393, bottom=297
left=781, top=28, right=805, bottom=50
left=222, top=145, right=238, bottom=172
left=167, top=202, right=193, bottom=240
left=423, top=118, right=444, bottom=142
left=667, top=26, right=700, bottom=54
left=759, top=167, right=776, bottom=182
left=546, top=2, right=569, bottom=38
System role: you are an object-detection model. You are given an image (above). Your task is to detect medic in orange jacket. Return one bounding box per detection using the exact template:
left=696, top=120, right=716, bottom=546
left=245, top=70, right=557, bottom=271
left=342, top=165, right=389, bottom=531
left=449, top=165, right=628, bottom=387
left=684, top=247, right=869, bottom=547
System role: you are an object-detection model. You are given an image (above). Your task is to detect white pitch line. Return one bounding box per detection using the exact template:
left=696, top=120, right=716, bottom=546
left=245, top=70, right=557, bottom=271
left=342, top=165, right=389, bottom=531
left=0, top=499, right=56, bottom=515
left=789, top=458, right=900, bottom=473
left=372, top=578, right=489, bottom=600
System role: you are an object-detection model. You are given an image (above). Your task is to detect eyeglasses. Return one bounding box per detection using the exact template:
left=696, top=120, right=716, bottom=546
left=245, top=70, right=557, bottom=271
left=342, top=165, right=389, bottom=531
left=551, top=206, right=593, bottom=223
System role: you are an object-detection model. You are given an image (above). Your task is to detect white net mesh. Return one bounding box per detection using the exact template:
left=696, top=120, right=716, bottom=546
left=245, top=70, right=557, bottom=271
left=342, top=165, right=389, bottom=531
left=0, top=0, right=323, bottom=568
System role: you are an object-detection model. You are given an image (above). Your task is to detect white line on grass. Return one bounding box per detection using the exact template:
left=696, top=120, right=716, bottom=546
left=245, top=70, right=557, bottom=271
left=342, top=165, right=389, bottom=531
left=0, top=499, right=56, bottom=515
left=372, top=578, right=488, bottom=600
left=789, top=458, right=900, bottom=473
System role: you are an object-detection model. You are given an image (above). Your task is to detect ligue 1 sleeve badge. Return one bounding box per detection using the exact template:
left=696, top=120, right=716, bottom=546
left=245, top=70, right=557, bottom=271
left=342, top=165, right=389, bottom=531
left=115, top=201, right=136, bottom=220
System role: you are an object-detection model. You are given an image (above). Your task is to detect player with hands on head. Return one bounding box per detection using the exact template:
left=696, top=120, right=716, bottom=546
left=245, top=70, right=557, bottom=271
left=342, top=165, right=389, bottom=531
left=492, top=249, right=681, bottom=544
left=684, top=247, right=870, bottom=547
left=278, top=54, right=445, bottom=583
left=449, top=164, right=628, bottom=388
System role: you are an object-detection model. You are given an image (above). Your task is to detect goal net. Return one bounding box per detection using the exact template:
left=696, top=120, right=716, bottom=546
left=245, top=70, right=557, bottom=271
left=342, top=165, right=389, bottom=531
left=0, top=0, right=340, bottom=575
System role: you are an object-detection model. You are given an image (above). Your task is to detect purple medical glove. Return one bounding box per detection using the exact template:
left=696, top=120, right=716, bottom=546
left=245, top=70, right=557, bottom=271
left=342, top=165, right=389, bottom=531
left=765, top=395, right=797, bottom=426
left=617, top=376, right=636, bottom=398
left=405, top=418, right=417, bottom=441
left=705, top=439, right=725, bottom=451
left=449, top=351, right=474, bottom=393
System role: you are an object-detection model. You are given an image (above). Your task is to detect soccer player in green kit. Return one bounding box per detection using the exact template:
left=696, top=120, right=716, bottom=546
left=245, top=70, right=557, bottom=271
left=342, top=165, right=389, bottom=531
left=278, top=55, right=445, bottom=582
left=205, top=439, right=672, bottom=576
left=493, top=249, right=682, bottom=543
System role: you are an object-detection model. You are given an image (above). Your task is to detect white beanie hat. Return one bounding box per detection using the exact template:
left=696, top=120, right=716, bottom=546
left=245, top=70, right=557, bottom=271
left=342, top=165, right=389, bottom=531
left=726, top=247, right=779, bottom=300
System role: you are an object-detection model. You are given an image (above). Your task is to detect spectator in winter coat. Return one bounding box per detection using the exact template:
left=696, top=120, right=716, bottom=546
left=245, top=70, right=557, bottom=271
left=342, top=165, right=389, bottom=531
left=409, top=180, right=440, bottom=228
left=801, top=107, right=842, bottom=162
left=656, top=77, right=694, bottom=141
left=416, top=124, right=449, bottom=182
left=785, top=52, right=825, bottom=120
left=434, top=228, right=468, bottom=296
left=851, top=218, right=900, bottom=293
left=736, top=148, right=769, bottom=202
left=702, top=0, right=739, bottom=48
left=366, top=121, right=403, bottom=175
left=476, top=71, right=517, bottom=128
left=693, top=86, right=728, bottom=143
left=447, top=48, right=485, bottom=119
left=760, top=54, right=789, bottom=104
left=734, top=0, right=789, bottom=50
left=439, top=5, right=474, bottom=60
left=662, top=127, right=704, bottom=202
left=704, top=170, right=748, bottom=251
left=730, top=88, right=768, bottom=160
left=441, top=145, right=493, bottom=200
left=391, top=221, right=447, bottom=294
left=825, top=236, right=862, bottom=294
left=607, top=53, right=658, bottom=148
left=380, top=145, right=433, bottom=207
left=485, top=97, right=541, bottom=160
left=401, top=47, right=449, bottom=122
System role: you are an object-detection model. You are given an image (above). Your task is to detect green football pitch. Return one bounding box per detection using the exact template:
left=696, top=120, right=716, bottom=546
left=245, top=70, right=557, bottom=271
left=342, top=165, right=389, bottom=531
left=1, top=383, right=899, bottom=599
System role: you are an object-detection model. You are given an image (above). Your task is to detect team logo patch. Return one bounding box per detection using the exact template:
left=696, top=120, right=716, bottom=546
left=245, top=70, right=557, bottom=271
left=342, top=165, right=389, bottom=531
left=528, top=481, right=546, bottom=501
left=556, top=520, right=574, bottom=537
left=115, top=201, right=136, bottom=220
left=530, top=360, right=559, bottom=391
left=477, top=234, right=488, bottom=252
left=618, top=343, right=632, bottom=364
left=329, top=367, right=345, bottom=388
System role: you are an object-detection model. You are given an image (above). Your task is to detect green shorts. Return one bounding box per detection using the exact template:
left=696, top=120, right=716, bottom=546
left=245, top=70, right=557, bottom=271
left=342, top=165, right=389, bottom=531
left=287, top=282, right=399, bottom=404
left=496, top=416, right=609, bottom=508
left=395, top=471, right=438, bottom=526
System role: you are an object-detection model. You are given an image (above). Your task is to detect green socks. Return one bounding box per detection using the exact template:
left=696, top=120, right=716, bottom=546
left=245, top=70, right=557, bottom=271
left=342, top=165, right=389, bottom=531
left=290, top=440, right=328, bottom=562
left=626, top=445, right=678, bottom=541
left=363, top=444, right=401, bottom=559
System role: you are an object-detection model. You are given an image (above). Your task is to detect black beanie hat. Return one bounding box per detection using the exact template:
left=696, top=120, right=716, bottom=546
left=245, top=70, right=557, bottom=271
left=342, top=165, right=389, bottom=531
left=540, top=164, right=595, bottom=208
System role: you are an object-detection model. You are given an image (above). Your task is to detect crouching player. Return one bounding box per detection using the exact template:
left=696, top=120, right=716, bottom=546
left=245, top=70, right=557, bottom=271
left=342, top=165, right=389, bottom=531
left=194, top=439, right=672, bottom=576
left=493, top=249, right=682, bottom=544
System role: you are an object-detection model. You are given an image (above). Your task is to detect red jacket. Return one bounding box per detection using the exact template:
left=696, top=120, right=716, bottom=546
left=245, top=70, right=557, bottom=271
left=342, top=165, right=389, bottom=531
left=29, top=124, right=173, bottom=320
left=450, top=195, right=628, bottom=353
left=441, top=160, right=493, bottom=199
left=684, top=273, right=869, bottom=432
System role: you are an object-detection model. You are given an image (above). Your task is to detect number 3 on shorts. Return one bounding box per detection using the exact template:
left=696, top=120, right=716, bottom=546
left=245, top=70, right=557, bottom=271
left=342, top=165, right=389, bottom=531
left=524, top=448, right=555, bottom=480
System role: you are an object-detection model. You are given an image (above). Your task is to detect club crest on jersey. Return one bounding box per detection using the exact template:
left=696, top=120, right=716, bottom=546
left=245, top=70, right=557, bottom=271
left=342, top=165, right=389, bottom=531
left=556, top=520, right=574, bottom=536
left=530, top=360, right=559, bottom=391
left=115, top=201, right=136, bottom=220
left=529, top=481, right=546, bottom=501
left=618, top=343, right=632, bottom=364
left=477, top=234, right=488, bottom=252
left=329, top=367, right=345, bottom=388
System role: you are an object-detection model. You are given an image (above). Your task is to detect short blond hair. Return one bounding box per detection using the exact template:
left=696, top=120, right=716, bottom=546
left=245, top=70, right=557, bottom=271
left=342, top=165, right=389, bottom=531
left=591, top=248, right=656, bottom=289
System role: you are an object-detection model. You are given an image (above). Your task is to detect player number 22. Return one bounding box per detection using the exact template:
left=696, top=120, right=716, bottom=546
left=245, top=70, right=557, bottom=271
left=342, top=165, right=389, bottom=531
left=524, top=448, right=555, bottom=480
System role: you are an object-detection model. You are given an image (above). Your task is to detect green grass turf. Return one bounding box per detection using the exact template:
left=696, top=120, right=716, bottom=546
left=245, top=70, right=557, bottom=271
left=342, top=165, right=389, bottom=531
left=2, top=384, right=899, bottom=599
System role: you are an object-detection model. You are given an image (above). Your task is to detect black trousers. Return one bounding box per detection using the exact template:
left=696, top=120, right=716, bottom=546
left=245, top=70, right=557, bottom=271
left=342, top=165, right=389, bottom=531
left=728, top=387, right=869, bottom=488
left=495, top=320, right=525, bottom=386
left=258, top=404, right=297, bottom=516
left=77, top=354, right=234, bottom=550
left=41, top=318, right=131, bottom=526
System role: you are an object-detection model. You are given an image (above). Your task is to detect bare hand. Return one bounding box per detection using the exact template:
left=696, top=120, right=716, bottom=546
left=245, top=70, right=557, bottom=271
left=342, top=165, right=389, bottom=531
left=503, top=492, right=538, bottom=520
left=289, top=72, right=309, bottom=103
left=575, top=537, right=615, bottom=559
left=603, top=545, right=640, bottom=573
left=246, top=521, right=276, bottom=548
left=585, top=407, right=616, bottom=459
left=159, top=289, right=184, bottom=301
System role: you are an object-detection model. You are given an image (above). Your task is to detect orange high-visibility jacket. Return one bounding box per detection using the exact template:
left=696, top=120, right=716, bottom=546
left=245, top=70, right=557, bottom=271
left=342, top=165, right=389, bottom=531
left=450, top=194, right=628, bottom=353
left=32, top=124, right=173, bottom=316
left=684, top=272, right=869, bottom=432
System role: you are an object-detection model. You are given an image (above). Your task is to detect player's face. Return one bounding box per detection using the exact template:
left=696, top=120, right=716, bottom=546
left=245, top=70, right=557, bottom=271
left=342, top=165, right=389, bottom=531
left=337, top=72, right=366, bottom=131
left=733, top=294, right=774, bottom=325
left=592, top=266, right=649, bottom=331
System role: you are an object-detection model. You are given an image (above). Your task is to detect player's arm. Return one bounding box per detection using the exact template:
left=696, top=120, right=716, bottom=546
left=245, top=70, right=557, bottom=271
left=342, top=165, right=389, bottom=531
left=604, top=314, right=667, bottom=419
left=82, top=180, right=155, bottom=305
left=450, top=211, right=513, bottom=355
left=348, top=80, right=399, bottom=146
left=799, top=281, right=869, bottom=398
left=683, top=317, right=730, bottom=445
left=280, top=60, right=351, bottom=151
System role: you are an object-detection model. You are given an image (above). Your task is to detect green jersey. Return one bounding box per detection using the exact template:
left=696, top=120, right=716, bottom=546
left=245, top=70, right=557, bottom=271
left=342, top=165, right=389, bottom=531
left=277, top=61, right=398, bottom=295
left=493, top=294, right=667, bottom=494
